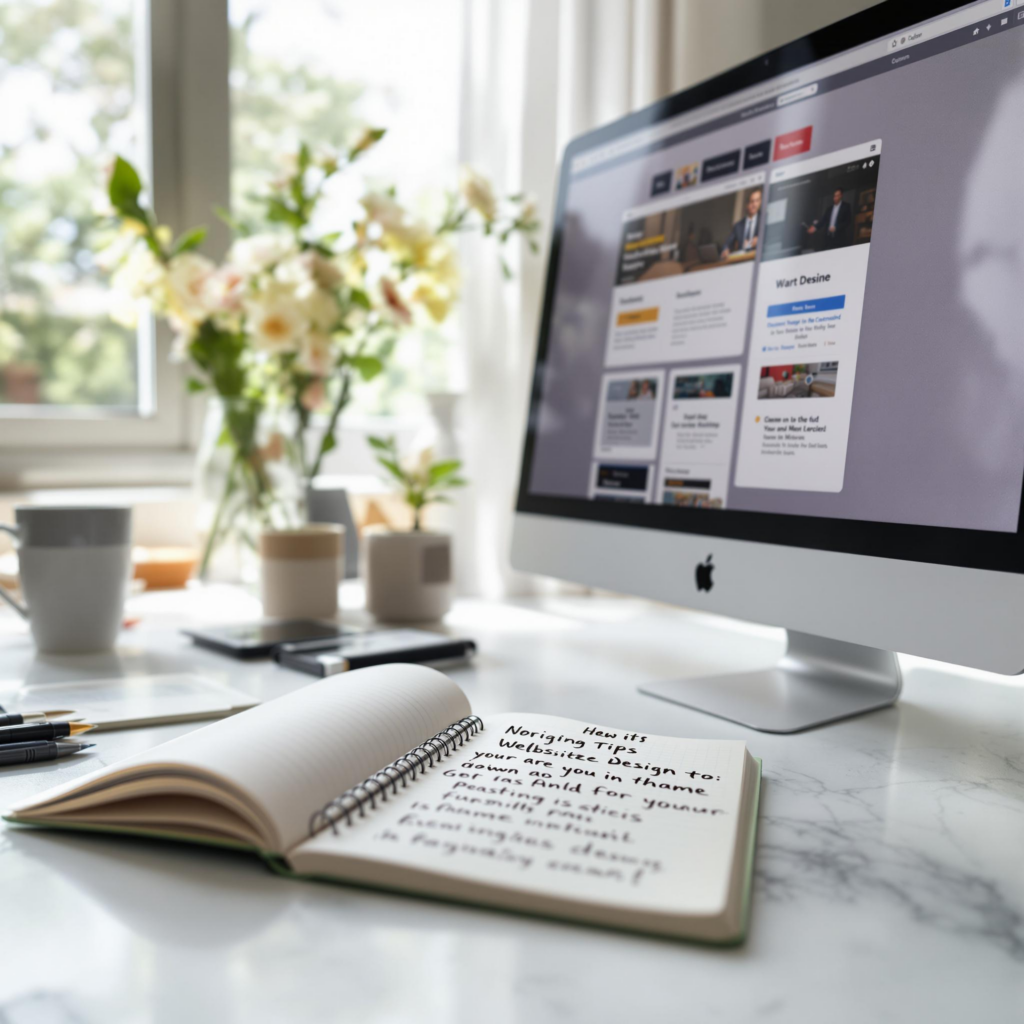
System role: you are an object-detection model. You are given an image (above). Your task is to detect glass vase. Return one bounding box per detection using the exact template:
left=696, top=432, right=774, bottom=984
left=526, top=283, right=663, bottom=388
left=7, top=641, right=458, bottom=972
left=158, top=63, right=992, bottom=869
left=194, top=397, right=306, bottom=582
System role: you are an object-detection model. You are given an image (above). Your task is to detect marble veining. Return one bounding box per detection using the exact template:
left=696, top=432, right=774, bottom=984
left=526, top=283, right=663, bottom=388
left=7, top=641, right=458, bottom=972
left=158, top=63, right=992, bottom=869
left=1, top=590, right=1022, bottom=1024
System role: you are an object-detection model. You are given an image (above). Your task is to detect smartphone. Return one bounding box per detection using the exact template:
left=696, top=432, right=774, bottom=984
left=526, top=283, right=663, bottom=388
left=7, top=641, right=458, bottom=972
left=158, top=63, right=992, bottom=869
left=275, top=629, right=477, bottom=677
left=183, top=620, right=354, bottom=659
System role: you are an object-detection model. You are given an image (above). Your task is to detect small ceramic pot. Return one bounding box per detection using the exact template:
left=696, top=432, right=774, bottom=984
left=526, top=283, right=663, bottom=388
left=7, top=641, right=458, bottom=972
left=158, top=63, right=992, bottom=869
left=364, top=529, right=453, bottom=623
left=259, top=524, right=344, bottom=620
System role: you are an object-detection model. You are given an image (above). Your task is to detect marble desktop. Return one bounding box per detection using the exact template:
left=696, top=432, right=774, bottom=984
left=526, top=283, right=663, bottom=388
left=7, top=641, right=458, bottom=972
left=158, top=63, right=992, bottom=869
left=0, top=587, right=1021, bottom=1023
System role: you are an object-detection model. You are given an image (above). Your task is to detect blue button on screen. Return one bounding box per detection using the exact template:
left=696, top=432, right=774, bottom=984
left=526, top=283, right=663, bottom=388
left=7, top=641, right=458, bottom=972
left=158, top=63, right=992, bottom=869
left=767, top=294, right=847, bottom=317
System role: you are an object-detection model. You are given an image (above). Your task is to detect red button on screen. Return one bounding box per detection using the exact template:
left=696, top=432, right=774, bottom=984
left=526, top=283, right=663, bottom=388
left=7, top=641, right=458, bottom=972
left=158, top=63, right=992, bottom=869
left=773, top=126, right=812, bottom=161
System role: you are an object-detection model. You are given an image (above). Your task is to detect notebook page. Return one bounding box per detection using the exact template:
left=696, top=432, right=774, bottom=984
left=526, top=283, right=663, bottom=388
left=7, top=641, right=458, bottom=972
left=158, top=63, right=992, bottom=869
left=12, top=664, right=469, bottom=855
left=293, top=712, right=747, bottom=916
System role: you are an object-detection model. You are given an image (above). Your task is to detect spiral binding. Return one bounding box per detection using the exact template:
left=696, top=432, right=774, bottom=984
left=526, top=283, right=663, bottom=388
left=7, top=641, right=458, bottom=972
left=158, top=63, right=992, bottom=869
left=308, top=715, right=484, bottom=837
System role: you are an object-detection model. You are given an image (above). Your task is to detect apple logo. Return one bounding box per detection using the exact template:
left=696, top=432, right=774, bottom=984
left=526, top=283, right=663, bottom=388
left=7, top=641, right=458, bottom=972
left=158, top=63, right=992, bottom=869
left=695, top=555, right=714, bottom=592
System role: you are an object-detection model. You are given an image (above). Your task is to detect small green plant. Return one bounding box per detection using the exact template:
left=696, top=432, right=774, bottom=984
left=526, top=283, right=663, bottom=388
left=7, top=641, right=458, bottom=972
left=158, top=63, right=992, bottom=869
left=368, top=435, right=467, bottom=531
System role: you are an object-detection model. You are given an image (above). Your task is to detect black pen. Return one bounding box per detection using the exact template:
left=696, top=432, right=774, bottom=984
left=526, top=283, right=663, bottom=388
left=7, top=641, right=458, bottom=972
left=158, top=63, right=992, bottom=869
left=0, top=740, right=95, bottom=766
left=0, top=722, right=94, bottom=745
left=0, top=711, right=78, bottom=728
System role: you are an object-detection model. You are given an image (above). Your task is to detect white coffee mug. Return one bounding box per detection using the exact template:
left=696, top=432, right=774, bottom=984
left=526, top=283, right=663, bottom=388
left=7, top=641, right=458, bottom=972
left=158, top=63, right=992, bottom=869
left=0, top=506, right=132, bottom=654
left=259, top=524, right=345, bottom=620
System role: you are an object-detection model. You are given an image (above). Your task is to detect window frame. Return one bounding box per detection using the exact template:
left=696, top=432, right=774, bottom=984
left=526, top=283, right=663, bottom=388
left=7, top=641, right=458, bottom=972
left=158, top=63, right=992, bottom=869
left=0, top=0, right=230, bottom=486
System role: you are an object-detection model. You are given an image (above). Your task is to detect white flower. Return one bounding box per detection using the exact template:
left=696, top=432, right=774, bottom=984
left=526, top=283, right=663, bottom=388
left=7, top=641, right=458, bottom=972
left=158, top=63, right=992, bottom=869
left=360, top=192, right=408, bottom=234
left=229, top=233, right=295, bottom=276
left=110, top=245, right=166, bottom=325
left=166, top=252, right=216, bottom=327
left=296, top=331, right=334, bottom=376
left=203, top=265, right=246, bottom=314
left=460, top=167, right=498, bottom=222
left=303, top=287, right=339, bottom=332
left=111, top=244, right=166, bottom=301
left=244, top=282, right=307, bottom=353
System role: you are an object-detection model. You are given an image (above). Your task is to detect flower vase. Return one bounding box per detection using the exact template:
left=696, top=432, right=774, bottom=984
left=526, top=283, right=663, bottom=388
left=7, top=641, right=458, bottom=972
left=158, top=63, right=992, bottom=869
left=195, top=397, right=305, bottom=582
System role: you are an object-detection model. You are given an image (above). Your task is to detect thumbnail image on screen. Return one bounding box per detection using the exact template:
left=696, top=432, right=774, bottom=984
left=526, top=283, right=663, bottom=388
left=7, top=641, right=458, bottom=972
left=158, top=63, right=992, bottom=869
left=616, top=185, right=764, bottom=284
left=757, top=362, right=838, bottom=399
left=673, top=372, right=735, bottom=400
left=763, top=157, right=879, bottom=261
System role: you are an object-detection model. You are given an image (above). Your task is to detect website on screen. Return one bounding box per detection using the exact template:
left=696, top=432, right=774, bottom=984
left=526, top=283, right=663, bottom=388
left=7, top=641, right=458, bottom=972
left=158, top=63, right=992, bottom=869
left=528, top=1, right=1024, bottom=533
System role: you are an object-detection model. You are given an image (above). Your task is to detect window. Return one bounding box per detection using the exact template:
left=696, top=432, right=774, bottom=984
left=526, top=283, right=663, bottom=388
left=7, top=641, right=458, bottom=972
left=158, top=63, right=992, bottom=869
left=0, top=0, right=141, bottom=411
left=229, top=0, right=464, bottom=419
left=0, top=0, right=465, bottom=484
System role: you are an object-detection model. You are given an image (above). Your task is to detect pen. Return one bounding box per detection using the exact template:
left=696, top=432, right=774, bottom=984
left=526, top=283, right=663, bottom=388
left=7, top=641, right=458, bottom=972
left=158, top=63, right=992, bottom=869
left=0, top=712, right=78, bottom=728
left=0, top=741, right=95, bottom=766
left=0, top=722, right=94, bottom=745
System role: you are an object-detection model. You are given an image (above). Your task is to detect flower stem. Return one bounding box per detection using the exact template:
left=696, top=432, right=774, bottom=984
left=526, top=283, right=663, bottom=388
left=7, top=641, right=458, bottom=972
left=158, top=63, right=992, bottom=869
left=308, top=370, right=352, bottom=483
left=198, top=453, right=240, bottom=580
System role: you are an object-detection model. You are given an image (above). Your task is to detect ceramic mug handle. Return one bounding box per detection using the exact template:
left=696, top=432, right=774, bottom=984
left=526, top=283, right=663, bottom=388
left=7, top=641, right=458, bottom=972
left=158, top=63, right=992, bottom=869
left=0, top=523, right=28, bottom=619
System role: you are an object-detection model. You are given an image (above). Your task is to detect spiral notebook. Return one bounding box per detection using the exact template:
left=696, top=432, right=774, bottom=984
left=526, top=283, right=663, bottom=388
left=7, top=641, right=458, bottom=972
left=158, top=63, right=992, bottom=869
left=5, top=665, right=761, bottom=944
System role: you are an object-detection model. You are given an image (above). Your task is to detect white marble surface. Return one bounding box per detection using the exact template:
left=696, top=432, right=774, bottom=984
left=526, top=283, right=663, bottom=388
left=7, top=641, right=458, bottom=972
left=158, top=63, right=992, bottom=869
left=0, top=585, right=1022, bottom=1023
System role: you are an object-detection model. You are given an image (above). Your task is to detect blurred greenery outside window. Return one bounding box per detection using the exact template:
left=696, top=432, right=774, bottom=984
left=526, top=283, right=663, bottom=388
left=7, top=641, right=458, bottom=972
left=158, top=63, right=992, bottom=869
left=0, top=0, right=140, bottom=411
left=0, top=0, right=464, bottom=424
left=229, top=0, right=464, bottom=420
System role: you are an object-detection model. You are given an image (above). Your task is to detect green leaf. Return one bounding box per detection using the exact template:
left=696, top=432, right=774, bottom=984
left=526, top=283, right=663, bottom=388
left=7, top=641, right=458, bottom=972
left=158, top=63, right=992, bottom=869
left=428, top=459, right=462, bottom=484
left=349, top=287, right=372, bottom=310
left=349, top=354, right=383, bottom=381
left=500, top=257, right=513, bottom=280
left=350, top=127, right=386, bottom=160
left=170, top=226, right=208, bottom=257
left=265, top=197, right=304, bottom=230
left=445, top=477, right=468, bottom=487
left=108, top=156, right=144, bottom=220
left=367, top=435, right=394, bottom=452
left=377, top=457, right=407, bottom=483
left=320, top=432, right=337, bottom=455
left=186, top=377, right=206, bottom=393
left=214, top=205, right=243, bottom=232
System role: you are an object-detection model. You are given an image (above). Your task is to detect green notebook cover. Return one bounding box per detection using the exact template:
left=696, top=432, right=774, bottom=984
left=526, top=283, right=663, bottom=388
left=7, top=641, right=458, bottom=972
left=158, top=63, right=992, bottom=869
left=4, top=757, right=761, bottom=945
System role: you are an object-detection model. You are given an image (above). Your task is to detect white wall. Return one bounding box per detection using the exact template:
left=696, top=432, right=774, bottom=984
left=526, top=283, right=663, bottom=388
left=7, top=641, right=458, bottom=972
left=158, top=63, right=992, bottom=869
left=671, top=0, right=880, bottom=90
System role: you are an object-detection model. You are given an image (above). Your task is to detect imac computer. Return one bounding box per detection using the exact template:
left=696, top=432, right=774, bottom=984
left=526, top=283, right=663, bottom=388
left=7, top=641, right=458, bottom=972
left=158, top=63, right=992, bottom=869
left=511, top=0, right=1024, bottom=732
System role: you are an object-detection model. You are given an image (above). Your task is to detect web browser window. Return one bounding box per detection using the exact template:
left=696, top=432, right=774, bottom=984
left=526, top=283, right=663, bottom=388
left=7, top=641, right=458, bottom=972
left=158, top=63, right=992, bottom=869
left=527, top=0, right=1024, bottom=533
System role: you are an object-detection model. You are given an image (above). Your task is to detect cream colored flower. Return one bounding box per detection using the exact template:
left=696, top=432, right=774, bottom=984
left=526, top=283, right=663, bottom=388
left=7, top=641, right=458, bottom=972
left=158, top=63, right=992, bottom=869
left=244, top=282, right=307, bottom=353
left=519, top=195, right=538, bottom=224
left=110, top=245, right=167, bottom=325
left=203, top=265, right=246, bottom=313
left=410, top=274, right=455, bottom=323
left=275, top=252, right=342, bottom=302
left=166, top=252, right=216, bottom=327
left=296, top=331, right=334, bottom=376
left=460, top=167, right=498, bottom=222
left=360, top=192, right=408, bottom=235
left=229, top=233, right=295, bottom=276
left=303, top=287, right=339, bottom=332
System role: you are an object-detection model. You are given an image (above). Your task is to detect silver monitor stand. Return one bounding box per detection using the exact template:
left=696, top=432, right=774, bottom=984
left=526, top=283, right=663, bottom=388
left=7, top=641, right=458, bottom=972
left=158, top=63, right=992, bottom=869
left=639, top=630, right=902, bottom=733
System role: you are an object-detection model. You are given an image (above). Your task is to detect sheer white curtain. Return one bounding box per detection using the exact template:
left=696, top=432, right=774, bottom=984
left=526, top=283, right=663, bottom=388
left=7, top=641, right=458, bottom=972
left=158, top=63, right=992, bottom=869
left=454, top=0, right=873, bottom=598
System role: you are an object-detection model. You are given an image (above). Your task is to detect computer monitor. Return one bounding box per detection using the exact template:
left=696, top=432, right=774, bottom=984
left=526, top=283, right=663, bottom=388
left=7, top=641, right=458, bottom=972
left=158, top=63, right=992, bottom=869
left=512, top=0, right=1024, bottom=733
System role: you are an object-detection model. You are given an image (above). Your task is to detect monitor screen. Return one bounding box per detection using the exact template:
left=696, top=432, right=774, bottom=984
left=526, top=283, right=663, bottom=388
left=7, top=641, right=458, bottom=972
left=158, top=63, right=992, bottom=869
left=518, top=0, right=1024, bottom=572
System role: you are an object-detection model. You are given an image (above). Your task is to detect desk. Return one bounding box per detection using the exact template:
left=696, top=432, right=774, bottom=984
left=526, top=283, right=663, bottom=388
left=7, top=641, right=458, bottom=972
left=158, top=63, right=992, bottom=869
left=1, top=587, right=1022, bottom=1023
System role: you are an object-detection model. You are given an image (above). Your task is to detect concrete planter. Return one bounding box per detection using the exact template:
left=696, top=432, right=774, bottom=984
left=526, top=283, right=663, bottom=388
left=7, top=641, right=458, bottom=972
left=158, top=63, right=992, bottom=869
left=364, top=529, right=453, bottom=623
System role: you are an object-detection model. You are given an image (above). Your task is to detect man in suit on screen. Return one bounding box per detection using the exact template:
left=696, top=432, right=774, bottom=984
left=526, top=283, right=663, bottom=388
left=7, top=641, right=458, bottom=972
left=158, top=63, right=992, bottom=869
left=721, top=188, right=762, bottom=258
left=807, top=187, right=853, bottom=248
